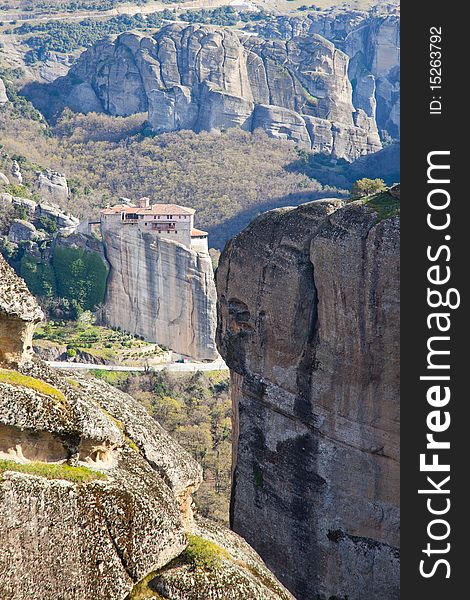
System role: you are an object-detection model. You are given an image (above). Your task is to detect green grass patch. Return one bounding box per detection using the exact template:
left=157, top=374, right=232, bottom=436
left=0, top=369, right=65, bottom=403
left=90, top=370, right=130, bottom=385
left=182, top=534, right=230, bottom=571
left=127, top=571, right=166, bottom=600
left=0, top=459, right=106, bottom=484
left=361, top=191, right=400, bottom=221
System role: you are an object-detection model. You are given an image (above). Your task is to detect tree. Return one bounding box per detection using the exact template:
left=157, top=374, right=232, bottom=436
left=350, top=178, right=386, bottom=199
left=52, top=247, right=108, bottom=311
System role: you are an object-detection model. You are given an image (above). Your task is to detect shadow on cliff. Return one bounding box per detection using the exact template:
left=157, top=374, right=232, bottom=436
left=285, top=143, right=401, bottom=191
left=206, top=189, right=347, bottom=251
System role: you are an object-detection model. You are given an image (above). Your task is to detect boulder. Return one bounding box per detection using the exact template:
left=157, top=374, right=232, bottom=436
left=7, top=219, right=38, bottom=244
left=36, top=169, right=70, bottom=204
left=10, top=161, right=22, bottom=185
left=0, top=78, right=8, bottom=104
left=0, top=256, right=43, bottom=367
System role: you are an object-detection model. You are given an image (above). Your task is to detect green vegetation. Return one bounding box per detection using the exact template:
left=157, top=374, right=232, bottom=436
left=7, top=7, right=269, bottom=59
left=93, top=369, right=232, bottom=523
left=20, top=255, right=57, bottom=298
left=182, top=534, right=230, bottom=571
left=0, top=368, right=65, bottom=402
left=127, top=571, right=165, bottom=600
left=52, top=247, right=108, bottom=311
left=3, top=0, right=148, bottom=14
left=0, top=68, right=44, bottom=122
left=35, top=319, right=165, bottom=365
left=361, top=190, right=400, bottom=221
left=13, top=248, right=108, bottom=314
left=14, top=13, right=166, bottom=58
left=350, top=177, right=387, bottom=199
left=0, top=458, right=106, bottom=483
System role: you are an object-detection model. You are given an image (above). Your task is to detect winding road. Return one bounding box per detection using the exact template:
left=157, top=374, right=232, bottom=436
left=46, top=359, right=228, bottom=372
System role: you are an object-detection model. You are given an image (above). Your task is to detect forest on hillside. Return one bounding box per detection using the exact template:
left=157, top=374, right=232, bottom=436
left=0, top=79, right=347, bottom=248
left=92, top=369, right=232, bottom=524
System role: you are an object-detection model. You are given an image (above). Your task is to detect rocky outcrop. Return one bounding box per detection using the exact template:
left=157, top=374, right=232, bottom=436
left=46, top=24, right=382, bottom=161
left=10, top=161, right=22, bottom=185
left=35, top=169, right=70, bottom=204
left=216, top=195, right=400, bottom=599
left=0, top=254, right=293, bottom=600
left=0, top=257, right=43, bottom=367
left=253, top=10, right=400, bottom=140
left=0, top=78, right=8, bottom=104
left=102, top=220, right=218, bottom=361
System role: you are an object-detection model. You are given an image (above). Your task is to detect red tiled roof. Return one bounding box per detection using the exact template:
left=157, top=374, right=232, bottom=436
left=101, top=203, right=195, bottom=216
left=191, top=228, right=208, bottom=237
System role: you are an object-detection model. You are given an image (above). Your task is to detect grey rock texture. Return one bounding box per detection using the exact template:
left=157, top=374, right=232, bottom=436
left=0, top=78, right=7, bottom=104
left=51, top=24, right=382, bottom=161
left=7, top=219, right=38, bottom=244
left=216, top=197, right=400, bottom=600
left=35, top=169, right=70, bottom=204
left=0, top=262, right=293, bottom=600
left=0, top=256, right=43, bottom=367
left=101, top=219, right=218, bottom=361
left=0, top=172, right=9, bottom=185
left=253, top=10, right=400, bottom=140
left=10, top=161, right=22, bottom=185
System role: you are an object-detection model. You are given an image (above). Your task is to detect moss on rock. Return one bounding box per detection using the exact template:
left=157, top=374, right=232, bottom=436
left=0, top=459, right=106, bottom=484
left=0, top=369, right=66, bottom=403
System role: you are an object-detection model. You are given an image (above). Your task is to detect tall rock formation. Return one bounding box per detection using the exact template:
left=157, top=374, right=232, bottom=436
left=216, top=194, right=400, bottom=599
left=254, top=10, right=400, bottom=140
left=0, top=258, right=43, bottom=368
left=43, top=24, right=381, bottom=161
left=0, top=254, right=293, bottom=600
left=101, top=219, right=218, bottom=360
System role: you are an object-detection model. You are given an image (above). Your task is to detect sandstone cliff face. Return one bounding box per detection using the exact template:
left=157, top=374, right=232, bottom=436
left=255, top=12, right=400, bottom=140
left=0, top=259, right=43, bottom=368
left=0, top=254, right=293, bottom=600
left=216, top=196, right=400, bottom=600
left=102, top=220, right=218, bottom=360
left=51, top=24, right=381, bottom=161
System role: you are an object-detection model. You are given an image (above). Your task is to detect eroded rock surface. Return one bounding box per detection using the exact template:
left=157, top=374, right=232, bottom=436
left=216, top=197, right=400, bottom=600
left=254, top=11, right=400, bottom=140
left=0, top=258, right=43, bottom=367
left=102, top=218, right=218, bottom=360
left=0, top=254, right=292, bottom=600
left=35, top=169, right=70, bottom=204
left=45, top=24, right=382, bottom=161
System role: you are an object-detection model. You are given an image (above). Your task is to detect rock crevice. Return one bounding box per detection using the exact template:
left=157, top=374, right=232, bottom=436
left=216, top=197, right=400, bottom=600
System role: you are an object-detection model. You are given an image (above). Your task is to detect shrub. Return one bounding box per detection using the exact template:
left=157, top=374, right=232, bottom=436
left=182, top=534, right=230, bottom=571
left=52, top=247, right=108, bottom=311
left=350, top=178, right=386, bottom=199
left=38, top=215, right=58, bottom=234
left=19, top=255, right=56, bottom=298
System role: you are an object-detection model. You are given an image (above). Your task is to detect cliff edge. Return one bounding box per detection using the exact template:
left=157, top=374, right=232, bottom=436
left=0, top=256, right=292, bottom=600
left=102, top=219, right=218, bottom=361
left=216, top=193, right=400, bottom=599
